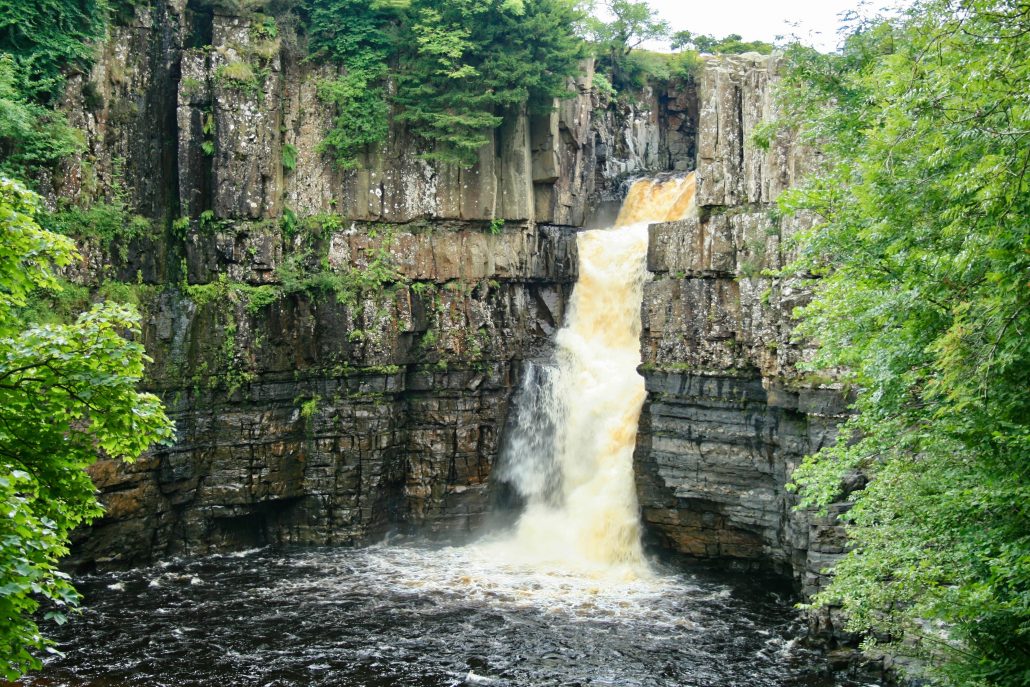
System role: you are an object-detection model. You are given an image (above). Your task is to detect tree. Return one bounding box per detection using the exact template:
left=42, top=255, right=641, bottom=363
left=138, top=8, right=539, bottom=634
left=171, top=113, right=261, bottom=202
left=0, top=178, right=174, bottom=679
left=774, top=1, right=1030, bottom=684
left=394, top=0, right=585, bottom=165
left=304, top=0, right=400, bottom=167
left=583, top=0, right=669, bottom=88
left=670, top=30, right=774, bottom=55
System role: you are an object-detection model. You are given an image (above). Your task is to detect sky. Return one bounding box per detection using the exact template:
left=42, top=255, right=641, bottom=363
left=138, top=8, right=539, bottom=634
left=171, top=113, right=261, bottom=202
left=638, top=0, right=911, bottom=53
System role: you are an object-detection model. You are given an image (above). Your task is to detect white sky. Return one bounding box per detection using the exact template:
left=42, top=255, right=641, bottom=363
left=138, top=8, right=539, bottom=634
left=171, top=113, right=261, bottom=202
left=639, top=0, right=913, bottom=53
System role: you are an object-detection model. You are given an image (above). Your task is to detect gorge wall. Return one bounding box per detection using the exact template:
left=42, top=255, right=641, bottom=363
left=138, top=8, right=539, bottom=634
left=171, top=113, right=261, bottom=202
left=56, top=0, right=694, bottom=567
left=53, top=0, right=850, bottom=601
left=632, top=55, right=852, bottom=607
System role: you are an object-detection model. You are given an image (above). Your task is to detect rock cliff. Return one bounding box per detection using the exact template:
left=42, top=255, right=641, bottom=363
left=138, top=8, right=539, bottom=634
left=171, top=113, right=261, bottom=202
left=73, top=224, right=579, bottom=566
left=632, top=54, right=852, bottom=607
left=55, top=1, right=693, bottom=567
left=52, top=1, right=849, bottom=605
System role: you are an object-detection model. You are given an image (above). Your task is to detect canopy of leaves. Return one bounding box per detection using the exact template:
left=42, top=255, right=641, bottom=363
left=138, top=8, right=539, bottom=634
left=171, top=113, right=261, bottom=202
left=304, top=0, right=585, bottom=167
left=671, top=31, right=774, bottom=55
left=776, top=1, right=1030, bottom=684
left=0, top=179, right=174, bottom=678
left=582, top=0, right=669, bottom=89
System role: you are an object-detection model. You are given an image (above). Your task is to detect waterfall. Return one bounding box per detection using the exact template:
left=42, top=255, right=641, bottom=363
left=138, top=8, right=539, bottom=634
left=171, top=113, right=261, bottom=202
left=490, top=173, right=697, bottom=577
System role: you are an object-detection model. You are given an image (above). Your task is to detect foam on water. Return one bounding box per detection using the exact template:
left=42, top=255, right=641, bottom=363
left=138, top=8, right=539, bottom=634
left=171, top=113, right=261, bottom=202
left=22, top=545, right=863, bottom=686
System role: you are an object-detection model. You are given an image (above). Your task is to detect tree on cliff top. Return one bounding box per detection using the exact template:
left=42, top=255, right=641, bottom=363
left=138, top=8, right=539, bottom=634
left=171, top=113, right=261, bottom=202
left=776, top=0, right=1030, bottom=684
left=0, top=178, right=174, bottom=679
left=305, top=0, right=585, bottom=167
left=670, top=30, right=773, bottom=55
left=583, top=0, right=669, bottom=88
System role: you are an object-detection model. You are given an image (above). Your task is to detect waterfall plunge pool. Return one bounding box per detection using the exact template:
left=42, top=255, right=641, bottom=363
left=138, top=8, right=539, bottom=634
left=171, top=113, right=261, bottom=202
left=19, top=542, right=874, bottom=687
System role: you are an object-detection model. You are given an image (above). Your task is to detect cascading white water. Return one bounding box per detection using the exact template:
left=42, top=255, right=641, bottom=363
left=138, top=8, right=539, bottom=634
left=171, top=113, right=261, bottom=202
left=489, top=173, right=697, bottom=578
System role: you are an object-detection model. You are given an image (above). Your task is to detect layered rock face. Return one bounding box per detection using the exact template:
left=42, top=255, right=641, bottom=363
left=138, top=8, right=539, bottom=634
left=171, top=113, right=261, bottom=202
left=633, top=54, right=850, bottom=596
left=56, top=3, right=571, bottom=566
left=73, top=225, right=578, bottom=567
left=57, top=2, right=694, bottom=568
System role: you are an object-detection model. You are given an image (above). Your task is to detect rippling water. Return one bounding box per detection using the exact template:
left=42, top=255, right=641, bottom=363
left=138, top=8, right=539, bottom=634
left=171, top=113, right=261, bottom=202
left=19, top=541, right=871, bottom=687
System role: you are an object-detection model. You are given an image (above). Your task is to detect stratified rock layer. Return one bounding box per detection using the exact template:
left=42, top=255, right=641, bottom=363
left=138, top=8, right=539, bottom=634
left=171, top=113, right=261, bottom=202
left=55, top=2, right=695, bottom=567
left=633, top=55, right=850, bottom=600
left=72, top=225, right=578, bottom=566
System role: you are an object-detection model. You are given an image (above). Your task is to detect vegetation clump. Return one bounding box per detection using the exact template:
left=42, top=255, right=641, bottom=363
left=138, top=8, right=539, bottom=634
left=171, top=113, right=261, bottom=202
left=777, top=1, right=1030, bottom=684
left=304, top=0, right=585, bottom=167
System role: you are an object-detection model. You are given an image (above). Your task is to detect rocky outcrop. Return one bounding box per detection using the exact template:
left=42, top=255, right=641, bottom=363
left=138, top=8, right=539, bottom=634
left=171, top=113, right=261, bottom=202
left=53, top=4, right=600, bottom=227
left=592, top=82, right=699, bottom=199
left=53, top=1, right=700, bottom=225
left=694, top=55, right=798, bottom=207
left=54, top=1, right=615, bottom=567
left=71, top=223, right=578, bottom=567
left=531, top=64, right=597, bottom=226
left=633, top=54, right=850, bottom=597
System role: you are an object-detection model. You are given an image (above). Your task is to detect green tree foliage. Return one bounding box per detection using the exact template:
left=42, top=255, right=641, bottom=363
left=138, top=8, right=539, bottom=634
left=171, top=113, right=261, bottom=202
left=0, top=179, right=174, bottom=678
left=305, top=0, right=396, bottom=167
left=670, top=30, right=774, bottom=55
left=583, top=0, right=669, bottom=89
left=304, top=0, right=585, bottom=167
left=0, top=55, right=85, bottom=180
left=0, top=0, right=108, bottom=101
left=776, top=1, right=1030, bottom=683
left=0, top=0, right=120, bottom=179
left=395, top=0, right=585, bottom=164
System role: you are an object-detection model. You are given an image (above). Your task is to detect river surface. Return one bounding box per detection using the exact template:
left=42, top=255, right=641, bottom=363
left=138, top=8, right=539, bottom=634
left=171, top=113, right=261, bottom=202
left=20, top=541, right=871, bottom=687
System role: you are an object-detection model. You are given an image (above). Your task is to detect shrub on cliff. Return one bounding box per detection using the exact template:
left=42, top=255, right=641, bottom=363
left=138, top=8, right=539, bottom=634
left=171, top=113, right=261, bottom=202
left=0, top=178, right=174, bottom=679
left=0, top=0, right=120, bottom=179
left=304, top=0, right=585, bottom=167
left=777, top=1, right=1030, bottom=684
left=582, top=0, right=669, bottom=90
